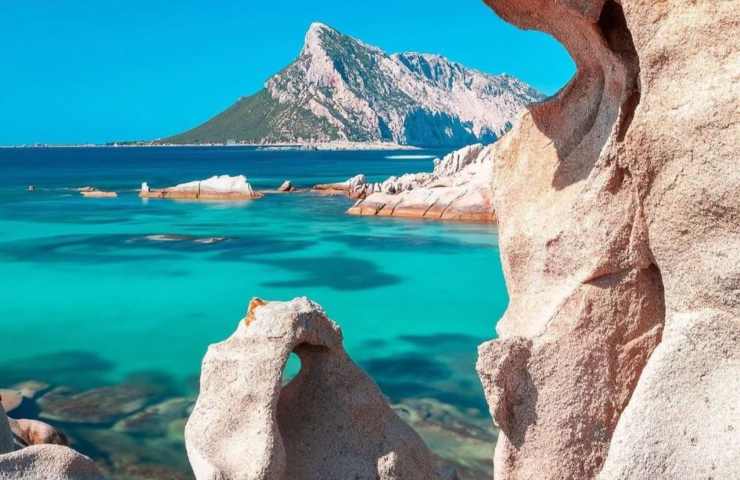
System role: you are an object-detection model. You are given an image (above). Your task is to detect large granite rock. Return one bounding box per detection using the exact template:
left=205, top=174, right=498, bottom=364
left=140, top=175, right=263, bottom=201
left=0, top=445, right=102, bottom=480
left=347, top=144, right=496, bottom=222
left=476, top=0, right=739, bottom=479
left=186, top=297, right=444, bottom=480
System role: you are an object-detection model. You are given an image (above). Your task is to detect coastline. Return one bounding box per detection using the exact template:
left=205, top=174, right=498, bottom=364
left=0, top=141, right=422, bottom=151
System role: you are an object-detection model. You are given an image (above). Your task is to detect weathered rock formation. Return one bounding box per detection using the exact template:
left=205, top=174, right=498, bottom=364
left=0, top=404, right=102, bottom=479
left=140, top=175, right=262, bottom=201
left=185, top=297, right=447, bottom=480
left=348, top=144, right=496, bottom=222
left=312, top=174, right=368, bottom=198
left=476, top=0, right=739, bottom=479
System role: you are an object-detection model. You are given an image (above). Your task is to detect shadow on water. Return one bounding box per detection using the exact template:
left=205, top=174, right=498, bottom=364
left=324, top=233, right=493, bottom=253
left=0, top=351, right=115, bottom=389
left=358, top=332, right=489, bottom=412
left=253, top=255, right=403, bottom=291
left=0, top=233, right=313, bottom=265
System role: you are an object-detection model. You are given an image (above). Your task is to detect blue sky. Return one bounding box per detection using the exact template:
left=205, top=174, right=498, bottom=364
left=0, top=0, right=574, bottom=145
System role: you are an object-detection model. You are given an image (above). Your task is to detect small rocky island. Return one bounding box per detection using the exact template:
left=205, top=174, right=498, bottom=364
left=139, top=175, right=262, bottom=201
left=314, top=144, right=496, bottom=223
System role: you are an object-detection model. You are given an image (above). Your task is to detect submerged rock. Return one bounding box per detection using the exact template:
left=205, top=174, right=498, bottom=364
left=394, top=398, right=496, bottom=479
left=39, top=384, right=161, bottom=425
left=113, top=397, right=193, bottom=437
left=0, top=390, right=23, bottom=414
left=8, top=418, right=69, bottom=447
left=476, top=0, right=740, bottom=479
left=347, top=144, right=496, bottom=223
left=186, top=297, right=446, bottom=480
left=0, top=404, right=102, bottom=479
left=140, top=175, right=263, bottom=201
left=11, top=380, right=50, bottom=400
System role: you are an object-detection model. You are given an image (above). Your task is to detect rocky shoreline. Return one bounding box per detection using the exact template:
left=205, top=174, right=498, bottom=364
left=1, top=370, right=495, bottom=479
left=311, top=144, right=497, bottom=223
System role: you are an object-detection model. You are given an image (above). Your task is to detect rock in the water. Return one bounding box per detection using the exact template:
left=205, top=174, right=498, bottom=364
left=476, top=0, right=740, bottom=479
left=313, top=174, right=368, bottom=198
left=186, top=297, right=442, bottom=480
left=140, top=175, right=263, bottom=201
left=0, top=404, right=101, bottom=478
left=0, top=444, right=102, bottom=480
left=113, top=397, right=193, bottom=437
left=12, top=380, right=50, bottom=400
left=80, top=189, right=118, bottom=198
left=277, top=180, right=294, bottom=192
left=8, top=418, right=69, bottom=447
left=393, top=398, right=496, bottom=479
left=39, top=384, right=161, bottom=425
left=347, top=144, right=496, bottom=223
left=0, top=390, right=23, bottom=414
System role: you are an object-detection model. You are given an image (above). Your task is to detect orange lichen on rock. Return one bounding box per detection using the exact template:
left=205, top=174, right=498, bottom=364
left=245, top=298, right=268, bottom=326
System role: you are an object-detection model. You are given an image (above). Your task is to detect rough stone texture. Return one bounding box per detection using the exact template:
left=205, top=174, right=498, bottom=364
left=186, top=297, right=443, bottom=480
left=476, top=0, right=739, bottom=479
left=0, top=445, right=103, bottom=480
left=346, top=144, right=496, bottom=222
left=140, top=175, right=263, bottom=201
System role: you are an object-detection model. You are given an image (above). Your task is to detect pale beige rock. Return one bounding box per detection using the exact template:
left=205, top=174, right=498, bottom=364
left=140, top=175, right=263, bottom=200
left=186, top=297, right=442, bottom=480
left=0, top=390, right=23, bottom=414
left=476, top=0, right=739, bottom=478
left=80, top=190, right=118, bottom=198
left=0, top=445, right=102, bottom=480
left=348, top=144, right=497, bottom=222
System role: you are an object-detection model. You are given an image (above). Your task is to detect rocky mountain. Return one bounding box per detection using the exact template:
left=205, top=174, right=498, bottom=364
left=165, top=22, right=544, bottom=147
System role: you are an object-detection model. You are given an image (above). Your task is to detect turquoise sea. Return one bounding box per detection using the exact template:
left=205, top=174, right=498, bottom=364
left=0, top=146, right=506, bottom=477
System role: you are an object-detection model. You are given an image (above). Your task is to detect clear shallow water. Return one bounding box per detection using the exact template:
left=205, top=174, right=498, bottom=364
left=0, top=147, right=506, bottom=475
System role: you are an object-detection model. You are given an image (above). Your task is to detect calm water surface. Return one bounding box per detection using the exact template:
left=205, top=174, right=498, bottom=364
left=0, top=147, right=507, bottom=476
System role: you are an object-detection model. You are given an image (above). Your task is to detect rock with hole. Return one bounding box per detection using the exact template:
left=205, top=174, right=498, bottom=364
left=185, top=297, right=445, bottom=480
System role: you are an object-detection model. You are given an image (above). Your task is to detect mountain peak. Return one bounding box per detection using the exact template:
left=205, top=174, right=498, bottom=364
left=166, top=25, right=543, bottom=147
left=302, top=22, right=339, bottom=54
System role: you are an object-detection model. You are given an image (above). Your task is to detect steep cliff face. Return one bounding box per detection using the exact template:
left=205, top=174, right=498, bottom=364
left=476, top=0, right=739, bottom=479
left=166, top=22, right=543, bottom=146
